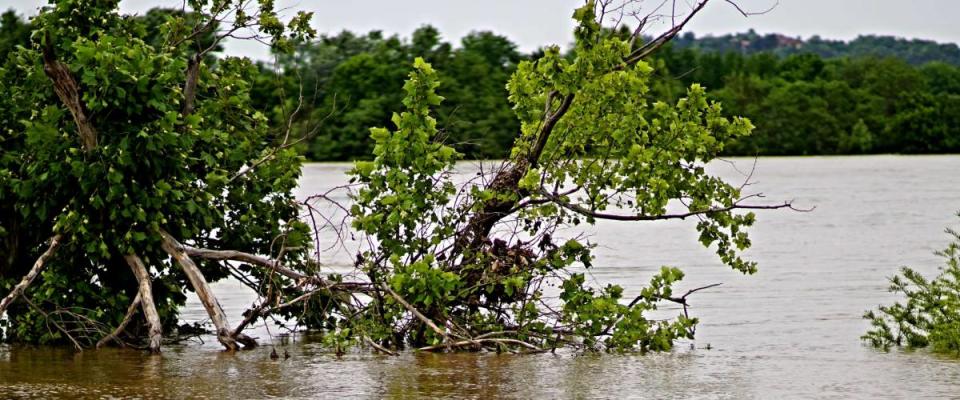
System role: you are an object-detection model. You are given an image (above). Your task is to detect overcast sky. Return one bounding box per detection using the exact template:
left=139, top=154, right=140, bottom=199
left=6, top=0, right=960, bottom=60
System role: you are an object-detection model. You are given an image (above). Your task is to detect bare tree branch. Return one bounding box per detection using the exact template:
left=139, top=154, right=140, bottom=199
left=541, top=189, right=805, bottom=221
left=96, top=292, right=141, bottom=349
left=0, top=235, right=61, bottom=316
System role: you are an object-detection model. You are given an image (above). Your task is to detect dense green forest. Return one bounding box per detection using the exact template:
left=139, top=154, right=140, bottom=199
left=3, top=9, right=959, bottom=160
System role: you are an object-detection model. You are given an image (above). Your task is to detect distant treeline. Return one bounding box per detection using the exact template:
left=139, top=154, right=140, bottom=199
left=671, top=30, right=960, bottom=66
left=3, top=9, right=959, bottom=159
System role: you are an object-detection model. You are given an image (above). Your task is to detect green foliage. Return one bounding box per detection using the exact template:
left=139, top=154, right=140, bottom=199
left=253, top=26, right=523, bottom=160
left=0, top=9, right=31, bottom=62
left=559, top=268, right=696, bottom=352
left=350, top=57, right=460, bottom=259
left=864, top=218, right=960, bottom=355
left=0, top=0, right=314, bottom=344
left=245, top=21, right=960, bottom=160
left=654, top=46, right=960, bottom=155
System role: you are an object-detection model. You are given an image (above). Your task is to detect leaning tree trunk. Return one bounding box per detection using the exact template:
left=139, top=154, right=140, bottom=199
left=159, top=230, right=256, bottom=350
left=124, top=254, right=163, bottom=353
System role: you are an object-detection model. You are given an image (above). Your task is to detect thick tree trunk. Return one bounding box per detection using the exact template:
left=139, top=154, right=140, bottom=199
left=125, top=254, right=163, bottom=353
left=159, top=230, right=256, bottom=350
left=0, top=235, right=61, bottom=316
left=181, top=54, right=201, bottom=117
left=41, top=35, right=97, bottom=152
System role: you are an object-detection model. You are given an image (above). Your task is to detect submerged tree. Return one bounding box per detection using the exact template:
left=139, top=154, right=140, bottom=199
left=2, top=0, right=793, bottom=354
left=0, top=0, right=317, bottom=352
left=863, top=216, right=960, bottom=355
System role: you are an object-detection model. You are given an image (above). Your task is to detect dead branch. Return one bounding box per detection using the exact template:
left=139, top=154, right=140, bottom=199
left=0, top=235, right=61, bottom=316
left=21, top=295, right=83, bottom=352
left=180, top=245, right=373, bottom=294
left=96, top=292, right=141, bottom=349
left=124, top=254, right=163, bottom=353
left=624, top=0, right=710, bottom=65
left=724, top=0, right=779, bottom=17
left=541, top=190, right=802, bottom=221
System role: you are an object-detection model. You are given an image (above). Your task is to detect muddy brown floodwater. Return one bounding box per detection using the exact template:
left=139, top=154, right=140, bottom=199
left=3, top=155, right=960, bottom=399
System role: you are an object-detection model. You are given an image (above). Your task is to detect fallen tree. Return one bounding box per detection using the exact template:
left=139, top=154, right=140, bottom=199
left=0, top=0, right=795, bottom=354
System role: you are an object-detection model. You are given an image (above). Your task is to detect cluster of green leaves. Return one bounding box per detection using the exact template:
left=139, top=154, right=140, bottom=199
left=350, top=58, right=460, bottom=257
left=0, top=0, right=313, bottom=344
left=511, top=6, right=757, bottom=273
left=560, top=268, right=695, bottom=352
left=346, top=59, right=464, bottom=346
left=864, top=220, right=960, bottom=355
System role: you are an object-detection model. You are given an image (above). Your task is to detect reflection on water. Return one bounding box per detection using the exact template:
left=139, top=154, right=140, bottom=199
left=3, top=155, right=960, bottom=398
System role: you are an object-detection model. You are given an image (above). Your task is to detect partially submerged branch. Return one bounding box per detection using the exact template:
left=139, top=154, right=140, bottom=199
left=96, top=292, right=141, bottom=349
left=159, top=229, right=257, bottom=351
left=381, top=283, right=449, bottom=342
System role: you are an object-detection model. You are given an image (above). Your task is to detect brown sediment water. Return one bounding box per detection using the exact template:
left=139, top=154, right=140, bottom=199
left=2, top=155, right=960, bottom=399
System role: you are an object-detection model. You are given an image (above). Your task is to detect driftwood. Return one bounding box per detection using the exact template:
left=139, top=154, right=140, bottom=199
left=418, top=338, right=543, bottom=353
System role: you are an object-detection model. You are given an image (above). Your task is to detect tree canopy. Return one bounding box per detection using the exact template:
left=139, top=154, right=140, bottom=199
left=0, top=0, right=316, bottom=351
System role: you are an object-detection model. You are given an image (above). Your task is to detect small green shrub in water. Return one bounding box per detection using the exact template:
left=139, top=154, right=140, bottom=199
left=864, top=219, right=960, bottom=355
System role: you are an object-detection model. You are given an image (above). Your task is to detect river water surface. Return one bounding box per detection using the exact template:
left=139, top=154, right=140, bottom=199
left=2, top=155, right=960, bottom=399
